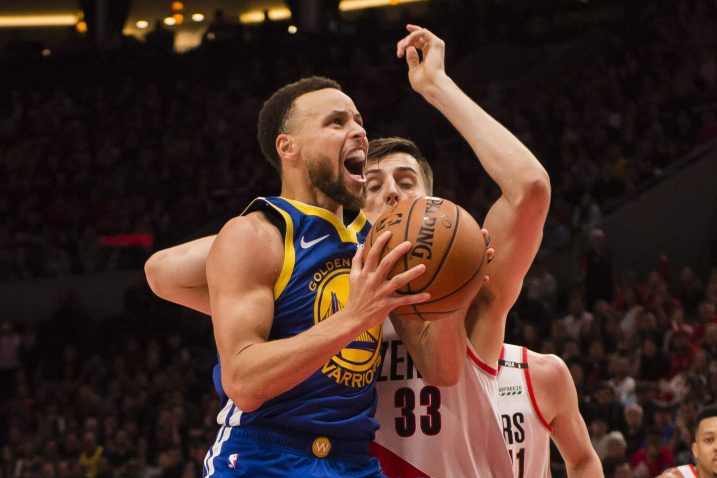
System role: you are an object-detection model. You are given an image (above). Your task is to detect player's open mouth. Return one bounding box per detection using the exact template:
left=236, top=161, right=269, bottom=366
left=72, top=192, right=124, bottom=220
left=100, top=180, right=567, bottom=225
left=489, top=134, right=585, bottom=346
left=343, top=149, right=366, bottom=184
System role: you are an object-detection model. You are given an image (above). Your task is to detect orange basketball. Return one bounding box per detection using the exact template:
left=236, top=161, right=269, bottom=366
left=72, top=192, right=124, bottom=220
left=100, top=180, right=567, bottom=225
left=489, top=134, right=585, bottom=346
left=364, top=196, right=487, bottom=320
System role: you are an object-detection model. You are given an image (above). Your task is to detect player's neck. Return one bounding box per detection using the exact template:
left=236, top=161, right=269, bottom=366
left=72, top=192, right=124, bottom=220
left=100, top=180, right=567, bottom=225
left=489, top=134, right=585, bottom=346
left=280, top=182, right=342, bottom=217
left=697, top=465, right=716, bottom=478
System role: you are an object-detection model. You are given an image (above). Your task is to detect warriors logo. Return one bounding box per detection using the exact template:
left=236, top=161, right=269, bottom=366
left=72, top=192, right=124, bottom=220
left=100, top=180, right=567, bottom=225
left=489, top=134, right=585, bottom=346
left=312, top=265, right=382, bottom=388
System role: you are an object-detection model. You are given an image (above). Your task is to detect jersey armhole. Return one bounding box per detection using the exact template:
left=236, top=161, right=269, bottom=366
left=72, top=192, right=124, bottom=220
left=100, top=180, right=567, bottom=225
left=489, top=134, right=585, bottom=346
left=242, top=198, right=293, bottom=299
left=522, top=346, right=554, bottom=433
left=466, top=345, right=497, bottom=377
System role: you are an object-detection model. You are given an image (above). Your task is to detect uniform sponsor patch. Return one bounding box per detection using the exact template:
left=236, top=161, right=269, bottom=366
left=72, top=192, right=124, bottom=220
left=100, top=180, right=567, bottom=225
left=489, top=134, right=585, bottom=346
left=499, top=385, right=522, bottom=396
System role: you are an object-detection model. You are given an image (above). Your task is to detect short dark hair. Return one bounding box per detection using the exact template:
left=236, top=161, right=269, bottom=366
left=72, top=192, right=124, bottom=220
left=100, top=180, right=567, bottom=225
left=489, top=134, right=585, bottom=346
left=694, top=405, right=717, bottom=438
left=367, top=137, right=434, bottom=194
left=257, top=76, right=342, bottom=172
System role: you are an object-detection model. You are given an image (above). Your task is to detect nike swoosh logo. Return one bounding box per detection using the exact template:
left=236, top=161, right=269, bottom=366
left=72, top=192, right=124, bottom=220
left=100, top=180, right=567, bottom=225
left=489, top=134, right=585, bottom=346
left=300, top=234, right=330, bottom=249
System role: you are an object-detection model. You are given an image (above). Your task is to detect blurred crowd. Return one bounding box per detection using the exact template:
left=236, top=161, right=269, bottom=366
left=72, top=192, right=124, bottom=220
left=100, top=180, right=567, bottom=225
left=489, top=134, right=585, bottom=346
left=1, top=0, right=715, bottom=281
left=1, top=0, right=717, bottom=477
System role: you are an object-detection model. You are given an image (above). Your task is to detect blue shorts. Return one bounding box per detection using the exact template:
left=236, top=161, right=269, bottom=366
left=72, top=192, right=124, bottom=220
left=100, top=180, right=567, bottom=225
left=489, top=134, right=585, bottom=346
left=202, top=425, right=387, bottom=477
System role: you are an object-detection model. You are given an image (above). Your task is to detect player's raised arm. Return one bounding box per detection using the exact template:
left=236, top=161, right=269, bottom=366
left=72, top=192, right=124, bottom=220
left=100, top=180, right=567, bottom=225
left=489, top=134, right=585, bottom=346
left=144, top=235, right=215, bottom=314
left=398, top=24, right=550, bottom=365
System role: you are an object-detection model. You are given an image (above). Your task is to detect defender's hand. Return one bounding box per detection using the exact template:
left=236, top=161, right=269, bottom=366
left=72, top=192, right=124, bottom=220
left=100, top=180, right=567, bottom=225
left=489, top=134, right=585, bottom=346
left=396, top=24, right=447, bottom=95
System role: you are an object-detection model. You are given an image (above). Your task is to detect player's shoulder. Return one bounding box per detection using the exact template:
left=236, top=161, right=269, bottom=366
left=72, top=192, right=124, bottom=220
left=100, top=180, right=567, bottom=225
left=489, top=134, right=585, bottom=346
left=210, top=212, right=284, bottom=273
left=219, top=211, right=281, bottom=241
left=655, top=468, right=685, bottom=478
left=525, top=349, right=572, bottom=390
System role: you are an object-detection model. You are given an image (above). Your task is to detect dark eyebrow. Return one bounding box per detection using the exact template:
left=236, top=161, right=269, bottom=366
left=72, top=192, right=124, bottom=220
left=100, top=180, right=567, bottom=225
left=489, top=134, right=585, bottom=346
left=394, top=167, right=418, bottom=175
left=365, top=166, right=418, bottom=176
left=327, top=110, right=363, bottom=123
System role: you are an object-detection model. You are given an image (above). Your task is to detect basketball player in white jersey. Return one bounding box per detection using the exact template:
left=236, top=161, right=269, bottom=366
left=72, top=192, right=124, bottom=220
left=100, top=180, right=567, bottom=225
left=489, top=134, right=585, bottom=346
left=370, top=26, right=601, bottom=477
left=497, top=344, right=600, bottom=477
left=657, top=405, right=717, bottom=478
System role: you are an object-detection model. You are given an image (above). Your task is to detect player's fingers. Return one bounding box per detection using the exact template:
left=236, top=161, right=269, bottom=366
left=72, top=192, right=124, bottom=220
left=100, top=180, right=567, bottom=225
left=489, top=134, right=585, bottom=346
left=405, top=46, right=420, bottom=69
left=375, top=239, right=411, bottom=277
left=351, top=243, right=364, bottom=269
left=481, top=228, right=490, bottom=247
left=363, top=230, right=392, bottom=272
left=386, top=263, right=426, bottom=293
left=486, top=247, right=495, bottom=264
left=397, top=28, right=428, bottom=58
left=389, top=290, right=431, bottom=310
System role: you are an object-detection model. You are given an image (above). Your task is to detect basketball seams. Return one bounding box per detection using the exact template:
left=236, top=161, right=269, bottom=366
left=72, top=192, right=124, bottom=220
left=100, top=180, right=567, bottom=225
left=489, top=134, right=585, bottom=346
left=368, top=197, right=486, bottom=320
left=418, top=210, right=487, bottom=306
left=402, top=197, right=422, bottom=293
left=410, top=201, right=460, bottom=294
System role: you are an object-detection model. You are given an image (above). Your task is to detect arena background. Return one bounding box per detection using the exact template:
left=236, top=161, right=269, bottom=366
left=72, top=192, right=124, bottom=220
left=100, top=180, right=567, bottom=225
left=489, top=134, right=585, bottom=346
left=0, top=0, right=716, bottom=476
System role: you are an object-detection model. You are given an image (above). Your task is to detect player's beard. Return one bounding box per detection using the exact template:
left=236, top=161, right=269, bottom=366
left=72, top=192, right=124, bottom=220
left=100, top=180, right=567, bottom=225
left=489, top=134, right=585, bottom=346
left=307, top=153, right=365, bottom=212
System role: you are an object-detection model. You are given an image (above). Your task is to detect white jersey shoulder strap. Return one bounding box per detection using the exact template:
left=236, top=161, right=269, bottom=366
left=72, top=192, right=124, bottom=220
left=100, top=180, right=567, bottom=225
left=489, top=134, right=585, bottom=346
left=498, top=344, right=553, bottom=433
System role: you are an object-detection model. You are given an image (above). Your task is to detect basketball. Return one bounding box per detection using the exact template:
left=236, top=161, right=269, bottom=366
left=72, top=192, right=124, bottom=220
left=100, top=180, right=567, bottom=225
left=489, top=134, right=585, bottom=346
left=364, top=196, right=487, bottom=320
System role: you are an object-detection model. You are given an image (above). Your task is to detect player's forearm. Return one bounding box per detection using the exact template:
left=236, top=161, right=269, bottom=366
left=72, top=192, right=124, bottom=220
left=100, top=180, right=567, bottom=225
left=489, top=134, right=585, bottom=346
left=420, top=74, right=550, bottom=202
left=416, top=319, right=466, bottom=386
left=222, top=308, right=375, bottom=412
left=145, top=236, right=214, bottom=289
left=392, top=314, right=466, bottom=386
left=566, top=455, right=604, bottom=478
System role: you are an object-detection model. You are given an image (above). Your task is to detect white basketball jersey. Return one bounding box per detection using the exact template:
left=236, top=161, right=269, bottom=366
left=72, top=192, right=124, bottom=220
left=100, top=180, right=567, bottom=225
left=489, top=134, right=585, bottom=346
left=497, top=344, right=553, bottom=478
left=372, top=320, right=514, bottom=477
left=674, top=464, right=698, bottom=477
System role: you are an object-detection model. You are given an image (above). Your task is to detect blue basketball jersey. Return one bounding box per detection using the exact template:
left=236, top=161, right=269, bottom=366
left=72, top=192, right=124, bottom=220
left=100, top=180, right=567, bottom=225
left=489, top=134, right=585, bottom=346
left=213, top=196, right=380, bottom=442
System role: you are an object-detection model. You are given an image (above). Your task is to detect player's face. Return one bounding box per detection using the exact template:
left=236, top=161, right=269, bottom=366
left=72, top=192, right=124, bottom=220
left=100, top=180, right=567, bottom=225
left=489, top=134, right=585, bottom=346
left=364, top=153, right=428, bottom=220
left=290, top=88, right=368, bottom=210
left=693, top=416, right=717, bottom=476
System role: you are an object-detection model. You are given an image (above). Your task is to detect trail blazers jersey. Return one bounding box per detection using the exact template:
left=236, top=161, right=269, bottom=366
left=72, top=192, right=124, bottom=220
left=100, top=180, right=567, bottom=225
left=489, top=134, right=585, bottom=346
left=212, top=196, right=379, bottom=441
left=672, top=465, right=698, bottom=477
left=497, top=344, right=553, bottom=478
left=371, top=320, right=514, bottom=477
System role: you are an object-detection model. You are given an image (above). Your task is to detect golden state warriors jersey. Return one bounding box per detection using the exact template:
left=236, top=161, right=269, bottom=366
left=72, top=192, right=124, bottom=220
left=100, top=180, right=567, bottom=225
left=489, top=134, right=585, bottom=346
left=213, top=196, right=380, bottom=441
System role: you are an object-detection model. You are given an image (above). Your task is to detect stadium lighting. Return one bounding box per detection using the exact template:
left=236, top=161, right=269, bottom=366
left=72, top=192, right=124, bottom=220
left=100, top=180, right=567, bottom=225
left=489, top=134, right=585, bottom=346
left=0, top=14, right=77, bottom=28
left=239, top=11, right=265, bottom=24
left=136, top=20, right=149, bottom=29
left=163, top=16, right=176, bottom=26
left=268, top=8, right=292, bottom=20
left=339, top=0, right=427, bottom=11
left=288, top=25, right=298, bottom=34
left=191, top=13, right=205, bottom=22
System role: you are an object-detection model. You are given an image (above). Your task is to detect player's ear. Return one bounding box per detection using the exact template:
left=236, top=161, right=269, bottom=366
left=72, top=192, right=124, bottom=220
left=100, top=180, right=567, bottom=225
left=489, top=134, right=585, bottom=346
left=276, top=133, right=297, bottom=163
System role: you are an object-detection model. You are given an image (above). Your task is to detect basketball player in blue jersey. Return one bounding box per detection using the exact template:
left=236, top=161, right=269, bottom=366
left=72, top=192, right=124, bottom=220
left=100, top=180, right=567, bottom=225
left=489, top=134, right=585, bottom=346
left=195, top=77, right=444, bottom=477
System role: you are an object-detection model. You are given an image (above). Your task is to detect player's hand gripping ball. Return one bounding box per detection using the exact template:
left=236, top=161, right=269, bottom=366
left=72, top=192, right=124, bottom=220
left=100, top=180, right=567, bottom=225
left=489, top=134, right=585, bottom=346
left=364, top=196, right=488, bottom=320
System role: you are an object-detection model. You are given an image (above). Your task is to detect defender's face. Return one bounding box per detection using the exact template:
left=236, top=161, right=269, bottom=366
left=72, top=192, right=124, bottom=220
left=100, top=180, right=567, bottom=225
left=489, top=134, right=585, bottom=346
left=693, top=416, right=717, bottom=476
left=290, top=89, right=368, bottom=209
left=364, top=152, right=428, bottom=221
